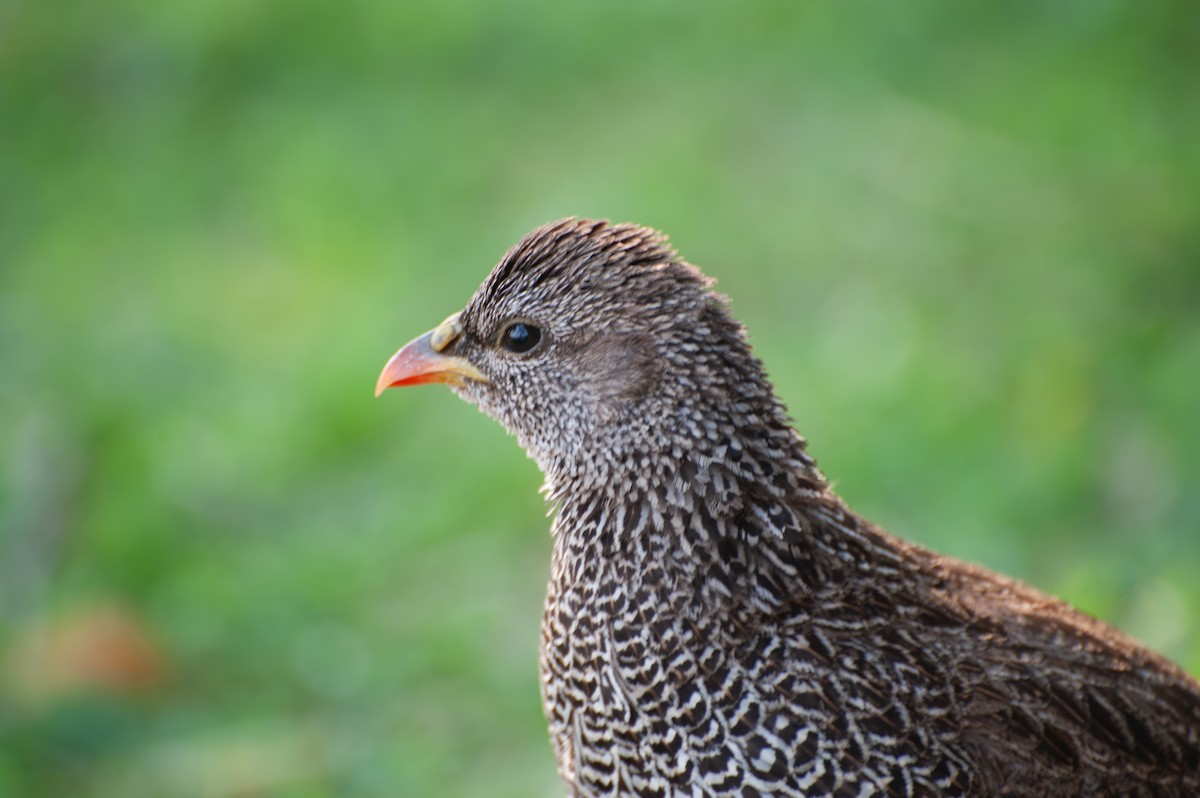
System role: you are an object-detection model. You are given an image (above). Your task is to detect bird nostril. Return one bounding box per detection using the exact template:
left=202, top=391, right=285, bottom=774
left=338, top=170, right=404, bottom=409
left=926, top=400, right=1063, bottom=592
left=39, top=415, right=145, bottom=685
left=430, top=313, right=464, bottom=353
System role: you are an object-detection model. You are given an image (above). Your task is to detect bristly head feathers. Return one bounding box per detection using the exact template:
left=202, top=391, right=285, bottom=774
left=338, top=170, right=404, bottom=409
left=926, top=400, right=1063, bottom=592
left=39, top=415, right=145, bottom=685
left=479, top=218, right=696, bottom=300
left=467, top=217, right=714, bottom=337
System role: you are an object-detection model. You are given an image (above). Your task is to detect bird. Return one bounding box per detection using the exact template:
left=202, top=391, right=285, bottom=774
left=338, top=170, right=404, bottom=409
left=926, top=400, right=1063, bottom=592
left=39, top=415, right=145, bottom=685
left=375, top=218, right=1200, bottom=797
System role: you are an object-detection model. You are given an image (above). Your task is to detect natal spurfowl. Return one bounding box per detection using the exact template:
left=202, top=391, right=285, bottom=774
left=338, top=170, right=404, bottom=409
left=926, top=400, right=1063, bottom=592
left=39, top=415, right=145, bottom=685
left=376, top=218, right=1200, bottom=797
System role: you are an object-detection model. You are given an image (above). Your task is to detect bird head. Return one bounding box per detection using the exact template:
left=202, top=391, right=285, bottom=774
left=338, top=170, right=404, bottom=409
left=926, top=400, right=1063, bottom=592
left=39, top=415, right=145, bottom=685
left=376, top=218, right=793, bottom=493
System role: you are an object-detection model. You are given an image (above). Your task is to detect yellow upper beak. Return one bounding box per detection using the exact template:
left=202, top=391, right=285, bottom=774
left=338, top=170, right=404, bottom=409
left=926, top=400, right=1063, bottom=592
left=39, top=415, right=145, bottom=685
left=374, top=313, right=489, bottom=396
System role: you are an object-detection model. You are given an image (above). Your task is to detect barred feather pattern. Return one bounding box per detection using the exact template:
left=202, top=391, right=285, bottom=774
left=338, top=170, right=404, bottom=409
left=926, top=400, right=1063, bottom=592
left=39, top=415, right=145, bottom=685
left=417, top=218, right=1200, bottom=797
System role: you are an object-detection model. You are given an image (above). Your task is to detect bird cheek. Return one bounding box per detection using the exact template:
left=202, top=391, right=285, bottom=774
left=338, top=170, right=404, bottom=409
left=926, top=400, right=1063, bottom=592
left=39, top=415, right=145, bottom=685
left=577, top=333, right=660, bottom=410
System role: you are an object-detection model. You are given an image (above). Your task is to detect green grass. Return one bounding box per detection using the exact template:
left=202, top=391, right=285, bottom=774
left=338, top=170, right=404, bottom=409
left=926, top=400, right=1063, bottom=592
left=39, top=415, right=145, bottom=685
left=2, top=2, right=1198, bottom=795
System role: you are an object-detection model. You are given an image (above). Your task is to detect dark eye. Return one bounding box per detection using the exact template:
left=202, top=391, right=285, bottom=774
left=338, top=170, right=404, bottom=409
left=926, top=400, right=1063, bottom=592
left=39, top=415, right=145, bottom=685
left=501, top=323, right=542, bottom=354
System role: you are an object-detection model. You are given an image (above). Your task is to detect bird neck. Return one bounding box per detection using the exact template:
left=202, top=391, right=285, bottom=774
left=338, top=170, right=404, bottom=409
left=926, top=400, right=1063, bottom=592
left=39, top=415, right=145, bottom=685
left=544, top=389, right=829, bottom=552
left=544, top=419, right=907, bottom=631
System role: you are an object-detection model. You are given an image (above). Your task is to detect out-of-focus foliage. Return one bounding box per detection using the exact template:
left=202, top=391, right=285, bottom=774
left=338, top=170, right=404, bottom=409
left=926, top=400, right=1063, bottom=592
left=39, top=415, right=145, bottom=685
left=1, top=2, right=1197, bottom=795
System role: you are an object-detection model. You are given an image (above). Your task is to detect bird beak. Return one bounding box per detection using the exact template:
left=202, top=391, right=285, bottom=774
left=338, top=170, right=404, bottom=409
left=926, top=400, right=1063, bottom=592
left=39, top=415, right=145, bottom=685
left=374, top=313, right=489, bottom=396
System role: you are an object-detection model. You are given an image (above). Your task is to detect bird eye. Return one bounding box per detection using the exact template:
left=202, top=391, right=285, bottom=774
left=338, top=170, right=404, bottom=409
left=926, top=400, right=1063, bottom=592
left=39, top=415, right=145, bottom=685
left=501, top=323, right=542, bottom=354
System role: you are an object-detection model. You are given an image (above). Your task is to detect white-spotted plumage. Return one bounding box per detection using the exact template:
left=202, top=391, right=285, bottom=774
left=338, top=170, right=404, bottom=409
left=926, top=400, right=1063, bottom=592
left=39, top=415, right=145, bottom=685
left=388, top=218, right=1200, bottom=797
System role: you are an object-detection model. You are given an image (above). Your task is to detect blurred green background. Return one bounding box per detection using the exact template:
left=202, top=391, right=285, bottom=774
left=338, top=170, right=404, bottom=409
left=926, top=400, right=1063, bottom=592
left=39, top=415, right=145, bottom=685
left=2, top=2, right=1198, bottom=796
